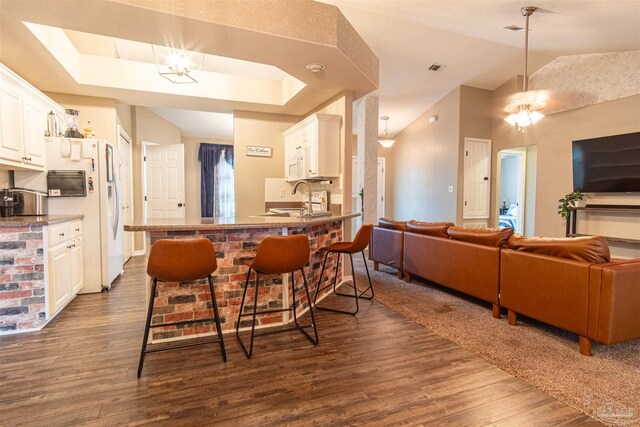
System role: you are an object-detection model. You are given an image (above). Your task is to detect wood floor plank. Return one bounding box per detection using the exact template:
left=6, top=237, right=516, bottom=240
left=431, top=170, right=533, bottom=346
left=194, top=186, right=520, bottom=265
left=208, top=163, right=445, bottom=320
left=0, top=256, right=602, bottom=426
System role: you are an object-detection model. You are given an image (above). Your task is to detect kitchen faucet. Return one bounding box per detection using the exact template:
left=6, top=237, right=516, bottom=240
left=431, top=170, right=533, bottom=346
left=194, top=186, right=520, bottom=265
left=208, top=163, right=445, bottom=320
left=292, top=180, right=313, bottom=216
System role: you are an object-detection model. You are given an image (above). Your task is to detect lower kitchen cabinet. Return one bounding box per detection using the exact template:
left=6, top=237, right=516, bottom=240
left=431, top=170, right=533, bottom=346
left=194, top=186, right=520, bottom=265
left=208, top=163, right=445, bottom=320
left=47, top=220, right=84, bottom=315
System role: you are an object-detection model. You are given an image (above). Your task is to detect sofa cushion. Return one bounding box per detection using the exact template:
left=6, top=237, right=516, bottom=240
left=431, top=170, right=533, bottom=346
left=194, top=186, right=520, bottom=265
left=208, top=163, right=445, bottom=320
left=508, top=235, right=611, bottom=263
left=378, top=218, right=408, bottom=231
left=447, top=226, right=513, bottom=247
left=406, top=220, right=454, bottom=238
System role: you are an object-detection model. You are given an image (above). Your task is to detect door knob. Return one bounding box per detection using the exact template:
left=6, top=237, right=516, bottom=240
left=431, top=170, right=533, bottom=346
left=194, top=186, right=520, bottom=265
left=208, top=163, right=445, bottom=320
left=178, top=203, right=184, bottom=207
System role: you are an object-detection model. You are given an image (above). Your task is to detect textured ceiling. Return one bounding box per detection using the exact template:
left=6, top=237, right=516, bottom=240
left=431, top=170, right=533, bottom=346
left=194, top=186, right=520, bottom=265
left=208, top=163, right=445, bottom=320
left=320, top=0, right=640, bottom=136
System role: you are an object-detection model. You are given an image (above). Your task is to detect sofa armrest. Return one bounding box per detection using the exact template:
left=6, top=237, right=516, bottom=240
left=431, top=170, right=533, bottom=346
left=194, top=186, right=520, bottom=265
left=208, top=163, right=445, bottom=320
left=589, top=261, right=640, bottom=345
left=500, top=249, right=592, bottom=336
left=369, top=227, right=404, bottom=272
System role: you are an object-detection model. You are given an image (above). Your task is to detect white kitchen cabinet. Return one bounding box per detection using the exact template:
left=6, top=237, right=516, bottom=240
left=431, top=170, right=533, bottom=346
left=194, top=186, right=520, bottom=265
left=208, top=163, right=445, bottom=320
left=285, top=134, right=303, bottom=181
left=0, top=79, right=23, bottom=163
left=21, top=95, right=48, bottom=167
left=47, top=220, right=84, bottom=315
left=0, top=63, right=62, bottom=171
left=49, top=242, right=71, bottom=315
left=69, top=237, right=84, bottom=294
left=283, top=113, right=341, bottom=182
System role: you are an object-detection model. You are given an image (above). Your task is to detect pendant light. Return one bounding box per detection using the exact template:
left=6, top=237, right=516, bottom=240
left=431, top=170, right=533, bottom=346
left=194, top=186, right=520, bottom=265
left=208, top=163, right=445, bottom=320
left=504, top=6, right=547, bottom=132
left=379, top=116, right=395, bottom=148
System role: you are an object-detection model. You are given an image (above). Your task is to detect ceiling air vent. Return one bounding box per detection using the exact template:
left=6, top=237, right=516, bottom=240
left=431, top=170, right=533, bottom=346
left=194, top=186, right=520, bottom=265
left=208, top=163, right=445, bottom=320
left=504, top=25, right=526, bottom=32
left=428, top=63, right=446, bottom=72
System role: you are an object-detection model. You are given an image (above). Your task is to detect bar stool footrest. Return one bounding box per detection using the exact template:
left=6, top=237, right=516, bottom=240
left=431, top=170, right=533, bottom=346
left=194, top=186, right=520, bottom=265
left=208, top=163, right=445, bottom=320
left=151, top=317, right=217, bottom=328
left=238, top=307, right=292, bottom=317
left=144, top=337, right=224, bottom=354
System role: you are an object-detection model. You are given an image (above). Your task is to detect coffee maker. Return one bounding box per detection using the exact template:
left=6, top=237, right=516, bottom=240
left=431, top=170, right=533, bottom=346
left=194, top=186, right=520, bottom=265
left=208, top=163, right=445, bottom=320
left=1, top=188, right=15, bottom=217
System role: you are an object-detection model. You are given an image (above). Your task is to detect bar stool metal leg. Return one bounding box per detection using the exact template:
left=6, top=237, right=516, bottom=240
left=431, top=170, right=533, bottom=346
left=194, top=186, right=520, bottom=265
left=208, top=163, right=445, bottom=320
left=138, top=278, right=158, bottom=378
left=335, top=252, right=374, bottom=299
left=207, top=275, right=226, bottom=362
left=314, top=250, right=374, bottom=315
left=292, top=269, right=319, bottom=345
left=236, top=268, right=260, bottom=358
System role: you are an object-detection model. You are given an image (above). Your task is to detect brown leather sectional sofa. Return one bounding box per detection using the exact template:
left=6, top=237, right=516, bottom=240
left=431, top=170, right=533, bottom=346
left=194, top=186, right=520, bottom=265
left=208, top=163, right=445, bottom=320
left=370, top=218, right=640, bottom=355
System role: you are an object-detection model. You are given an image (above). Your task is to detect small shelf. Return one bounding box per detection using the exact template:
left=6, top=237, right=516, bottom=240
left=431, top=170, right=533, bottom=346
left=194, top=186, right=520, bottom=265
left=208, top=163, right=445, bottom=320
left=572, top=204, right=640, bottom=212
left=569, top=233, right=640, bottom=245
left=567, top=205, right=640, bottom=243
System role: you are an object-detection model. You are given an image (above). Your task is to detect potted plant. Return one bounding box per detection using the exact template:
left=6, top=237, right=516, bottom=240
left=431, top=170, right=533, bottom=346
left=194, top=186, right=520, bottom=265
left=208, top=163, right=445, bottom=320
left=558, top=191, right=584, bottom=218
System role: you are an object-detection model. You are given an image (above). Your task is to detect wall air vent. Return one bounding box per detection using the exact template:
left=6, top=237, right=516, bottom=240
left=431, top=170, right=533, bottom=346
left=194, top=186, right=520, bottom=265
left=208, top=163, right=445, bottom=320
left=504, top=25, right=526, bottom=32
left=428, top=63, right=446, bottom=72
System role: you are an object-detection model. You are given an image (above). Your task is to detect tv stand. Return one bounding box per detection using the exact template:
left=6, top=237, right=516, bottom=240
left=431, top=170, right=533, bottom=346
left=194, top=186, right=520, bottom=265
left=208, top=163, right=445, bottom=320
left=567, top=204, right=640, bottom=245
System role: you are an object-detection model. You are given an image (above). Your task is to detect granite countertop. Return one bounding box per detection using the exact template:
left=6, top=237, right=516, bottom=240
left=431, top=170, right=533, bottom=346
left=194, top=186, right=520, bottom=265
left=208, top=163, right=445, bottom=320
left=124, top=213, right=361, bottom=231
left=0, top=214, right=85, bottom=227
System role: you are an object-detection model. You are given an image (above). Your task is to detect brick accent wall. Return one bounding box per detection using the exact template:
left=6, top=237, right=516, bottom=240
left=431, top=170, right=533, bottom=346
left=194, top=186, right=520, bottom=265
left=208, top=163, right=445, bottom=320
left=0, top=225, right=46, bottom=332
left=148, top=221, right=344, bottom=341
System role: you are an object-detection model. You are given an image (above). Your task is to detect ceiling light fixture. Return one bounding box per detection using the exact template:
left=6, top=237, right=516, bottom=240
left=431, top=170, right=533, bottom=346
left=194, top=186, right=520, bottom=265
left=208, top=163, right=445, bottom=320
left=152, top=45, right=205, bottom=84
left=306, top=63, right=325, bottom=73
left=504, top=6, right=547, bottom=132
left=379, top=116, right=395, bottom=148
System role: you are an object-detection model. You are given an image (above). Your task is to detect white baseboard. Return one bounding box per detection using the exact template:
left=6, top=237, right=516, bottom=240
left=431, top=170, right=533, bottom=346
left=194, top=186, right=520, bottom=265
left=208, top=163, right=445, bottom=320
left=133, top=249, right=146, bottom=257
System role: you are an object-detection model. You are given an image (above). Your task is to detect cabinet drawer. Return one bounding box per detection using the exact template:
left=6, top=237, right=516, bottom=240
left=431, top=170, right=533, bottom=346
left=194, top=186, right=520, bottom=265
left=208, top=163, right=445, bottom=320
left=48, top=223, right=70, bottom=247
left=69, top=220, right=82, bottom=238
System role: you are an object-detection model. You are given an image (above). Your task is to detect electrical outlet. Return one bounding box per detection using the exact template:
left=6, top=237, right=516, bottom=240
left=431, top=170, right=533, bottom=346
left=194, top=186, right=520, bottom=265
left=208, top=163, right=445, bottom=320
left=448, top=186, right=454, bottom=193
left=279, top=189, right=285, bottom=198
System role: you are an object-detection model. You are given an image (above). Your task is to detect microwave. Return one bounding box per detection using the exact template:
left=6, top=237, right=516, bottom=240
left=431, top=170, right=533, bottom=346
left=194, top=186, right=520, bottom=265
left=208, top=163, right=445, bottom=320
left=47, top=170, right=87, bottom=197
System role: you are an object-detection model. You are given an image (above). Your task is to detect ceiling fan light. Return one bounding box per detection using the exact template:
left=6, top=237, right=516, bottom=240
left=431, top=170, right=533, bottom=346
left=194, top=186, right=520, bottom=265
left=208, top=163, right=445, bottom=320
left=504, top=114, right=518, bottom=126
left=515, top=109, right=533, bottom=127
left=529, top=110, right=544, bottom=124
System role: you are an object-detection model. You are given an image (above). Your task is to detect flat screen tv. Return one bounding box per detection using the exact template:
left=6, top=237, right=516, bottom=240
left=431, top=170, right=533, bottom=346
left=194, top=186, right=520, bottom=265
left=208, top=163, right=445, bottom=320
left=572, top=131, right=640, bottom=193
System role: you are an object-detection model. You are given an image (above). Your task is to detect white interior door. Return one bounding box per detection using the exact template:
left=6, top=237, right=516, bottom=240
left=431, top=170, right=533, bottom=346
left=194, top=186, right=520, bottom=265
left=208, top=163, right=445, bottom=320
left=463, top=137, right=492, bottom=219
left=377, top=157, right=385, bottom=219
left=144, top=144, right=185, bottom=219
left=118, top=127, right=133, bottom=262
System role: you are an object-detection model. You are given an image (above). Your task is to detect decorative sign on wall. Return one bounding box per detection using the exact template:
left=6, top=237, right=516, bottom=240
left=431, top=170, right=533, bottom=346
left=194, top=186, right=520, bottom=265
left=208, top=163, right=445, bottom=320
left=246, top=145, right=272, bottom=157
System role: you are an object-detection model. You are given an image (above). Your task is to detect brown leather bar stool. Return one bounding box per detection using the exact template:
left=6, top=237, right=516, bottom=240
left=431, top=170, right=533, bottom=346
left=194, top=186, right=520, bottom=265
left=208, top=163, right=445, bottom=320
left=138, top=238, right=226, bottom=377
left=236, top=234, right=318, bottom=358
left=314, top=224, right=374, bottom=315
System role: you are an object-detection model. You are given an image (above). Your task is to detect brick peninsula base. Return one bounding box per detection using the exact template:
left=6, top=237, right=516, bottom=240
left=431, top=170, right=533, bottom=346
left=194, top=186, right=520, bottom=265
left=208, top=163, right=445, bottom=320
left=125, top=214, right=359, bottom=341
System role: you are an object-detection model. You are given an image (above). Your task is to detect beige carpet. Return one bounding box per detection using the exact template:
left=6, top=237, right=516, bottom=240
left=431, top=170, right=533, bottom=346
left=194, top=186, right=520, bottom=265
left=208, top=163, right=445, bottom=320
left=351, top=257, right=640, bottom=427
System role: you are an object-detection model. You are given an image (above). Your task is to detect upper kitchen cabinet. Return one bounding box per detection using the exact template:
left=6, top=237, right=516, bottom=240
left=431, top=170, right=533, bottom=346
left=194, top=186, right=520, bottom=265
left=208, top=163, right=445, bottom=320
left=0, top=63, right=63, bottom=171
left=283, top=113, right=341, bottom=182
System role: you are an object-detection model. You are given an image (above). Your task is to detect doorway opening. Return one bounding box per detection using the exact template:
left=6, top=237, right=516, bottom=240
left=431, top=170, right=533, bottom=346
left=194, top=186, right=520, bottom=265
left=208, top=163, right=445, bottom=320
left=496, top=145, right=537, bottom=235
left=351, top=156, right=385, bottom=236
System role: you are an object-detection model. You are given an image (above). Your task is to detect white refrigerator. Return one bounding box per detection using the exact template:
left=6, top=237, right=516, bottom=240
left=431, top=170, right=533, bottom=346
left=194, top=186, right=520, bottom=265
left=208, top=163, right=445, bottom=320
left=15, top=137, right=123, bottom=293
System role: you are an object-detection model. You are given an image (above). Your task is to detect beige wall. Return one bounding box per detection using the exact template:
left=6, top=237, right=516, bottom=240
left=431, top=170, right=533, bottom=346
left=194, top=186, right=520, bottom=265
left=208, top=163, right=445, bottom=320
left=233, top=111, right=300, bottom=217
left=388, top=87, right=461, bottom=221
left=491, top=94, right=640, bottom=241
left=115, top=102, right=132, bottom=137
left=131, top=106, right=182, bottom=251
left=458, top=86, right=493, bottom=225
left=182, top=136, right=233, bottom=218
left=47, top=93, right=118, bottom=144
left=0, top=170, right=10, bottom=188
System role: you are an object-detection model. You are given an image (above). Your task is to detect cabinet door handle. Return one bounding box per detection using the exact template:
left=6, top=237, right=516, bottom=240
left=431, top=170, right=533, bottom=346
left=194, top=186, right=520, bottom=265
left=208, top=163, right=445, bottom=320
left=75, top=228, right=80, bottom=232
left=59, top=233, right=65, bottom=237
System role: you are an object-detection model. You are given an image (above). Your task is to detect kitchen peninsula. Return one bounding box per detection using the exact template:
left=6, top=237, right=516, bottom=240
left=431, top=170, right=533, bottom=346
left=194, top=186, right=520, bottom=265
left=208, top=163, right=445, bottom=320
left=124, top=213, right=360, bottom=341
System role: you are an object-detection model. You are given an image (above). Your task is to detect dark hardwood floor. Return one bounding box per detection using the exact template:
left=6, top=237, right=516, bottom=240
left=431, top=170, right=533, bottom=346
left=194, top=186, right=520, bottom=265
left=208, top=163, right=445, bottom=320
left=0, top=256, right=601, bottom=426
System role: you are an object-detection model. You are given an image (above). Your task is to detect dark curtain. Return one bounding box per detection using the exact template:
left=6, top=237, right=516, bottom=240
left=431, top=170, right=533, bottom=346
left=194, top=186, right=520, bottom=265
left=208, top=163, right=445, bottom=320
left=198, top=143, right=234, bottom=217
